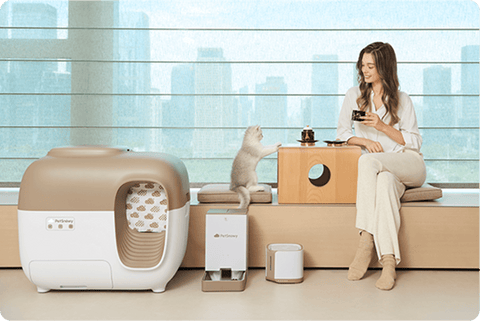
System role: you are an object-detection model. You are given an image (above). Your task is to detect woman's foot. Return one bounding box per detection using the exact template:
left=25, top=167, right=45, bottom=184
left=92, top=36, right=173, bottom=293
left=347, top=231, right=374, bottom=281
left=376, top=254, right=397, bottom=290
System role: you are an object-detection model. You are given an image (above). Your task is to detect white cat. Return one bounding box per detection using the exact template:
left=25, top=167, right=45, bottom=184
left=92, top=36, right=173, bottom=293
left=230, top=125, right=281, bottom=208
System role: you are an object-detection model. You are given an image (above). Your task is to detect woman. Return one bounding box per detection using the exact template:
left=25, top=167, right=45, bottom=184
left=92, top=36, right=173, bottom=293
left=336, top=42, right=426, bottom=290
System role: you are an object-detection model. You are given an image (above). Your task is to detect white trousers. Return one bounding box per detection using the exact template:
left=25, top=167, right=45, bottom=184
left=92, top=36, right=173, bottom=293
left=355, top=150, right=426, bottom=265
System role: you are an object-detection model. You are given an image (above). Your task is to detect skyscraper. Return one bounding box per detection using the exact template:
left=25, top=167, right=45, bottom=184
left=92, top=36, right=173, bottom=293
left=162, top=63, right=195, bottom=156
left=3, top=3, right=67, bottom=154
left=0, top=1, right=9, bottom=39
left=255, top=77, right=287, bottom=127
left=0, top=3, right=10, bottom=146
left=170, top=64, right=195, bottom=127
left=301, top=97, right=312, bottom=126
left=461, top=45, right=479, bottom=127
left=352, top=62, right=359, bottom=87
left=238, top=86, right=253, bottom=127
left=194, top=48, right=233, bottom=158
left=423, top=66, right=453, bottom=127
left=114, top=11, right=152, bottom=149
left=11, top=2, right=57, bottom=39
left=7, top=2, right=57, bottom=96
left=311, top=54, right=339, bottom=128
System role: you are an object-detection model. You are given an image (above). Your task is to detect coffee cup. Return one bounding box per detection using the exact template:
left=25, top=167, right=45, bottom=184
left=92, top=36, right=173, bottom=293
left=352, top=110, right=366, bottom=122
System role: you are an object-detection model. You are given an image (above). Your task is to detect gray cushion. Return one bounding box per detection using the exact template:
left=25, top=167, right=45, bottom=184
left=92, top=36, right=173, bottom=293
left=198, top=183, right=441, bottom=204
left=400, top=184, right=443, bottom=202
left=198, top=184, right=272, bottom=204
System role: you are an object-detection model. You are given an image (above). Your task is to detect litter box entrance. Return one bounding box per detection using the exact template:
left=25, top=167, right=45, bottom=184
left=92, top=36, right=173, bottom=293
left=114, top=181, right=168, bottom=269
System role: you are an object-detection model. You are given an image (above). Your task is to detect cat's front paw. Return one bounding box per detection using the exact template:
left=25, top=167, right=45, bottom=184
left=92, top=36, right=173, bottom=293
left=275, top=142, right=282, bottom=150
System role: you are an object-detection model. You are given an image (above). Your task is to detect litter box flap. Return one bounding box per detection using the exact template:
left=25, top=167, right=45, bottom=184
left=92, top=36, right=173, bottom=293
left=18, top=146, right=190, bottom=212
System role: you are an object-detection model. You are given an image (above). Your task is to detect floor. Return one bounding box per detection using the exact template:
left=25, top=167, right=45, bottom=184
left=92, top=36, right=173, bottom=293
left=1, top=189, right=478, bottom=320
left=0, top=268, right=478, bottom=320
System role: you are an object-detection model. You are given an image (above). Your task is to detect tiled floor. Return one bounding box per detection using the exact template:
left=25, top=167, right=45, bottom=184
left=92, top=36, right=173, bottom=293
left=0, top=268, right=478, bottom=320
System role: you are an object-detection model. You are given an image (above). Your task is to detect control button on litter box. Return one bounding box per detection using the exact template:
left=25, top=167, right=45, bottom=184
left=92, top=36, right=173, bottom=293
left=46, top=217, right=75, bottom=231
left=46, top=218, right=55, bottom=230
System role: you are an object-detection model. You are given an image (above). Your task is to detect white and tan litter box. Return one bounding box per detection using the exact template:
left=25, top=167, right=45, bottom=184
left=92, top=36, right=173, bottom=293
left=17, top=146, right=190, bottom=293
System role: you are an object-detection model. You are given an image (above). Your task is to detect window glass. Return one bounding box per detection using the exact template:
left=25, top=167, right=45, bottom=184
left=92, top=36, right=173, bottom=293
left=0, top=0, right=478, bottom=184
left=0, top=0, right=68, bottom=39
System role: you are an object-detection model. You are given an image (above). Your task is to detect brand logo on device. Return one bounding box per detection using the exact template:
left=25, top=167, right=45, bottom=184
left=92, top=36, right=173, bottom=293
left=54, top=219, right=74, bottom=224
left=214, top=233, right=238, bottom=238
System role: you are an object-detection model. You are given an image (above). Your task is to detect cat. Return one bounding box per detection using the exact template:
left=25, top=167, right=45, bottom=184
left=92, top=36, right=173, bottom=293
left=230, top=125, right=282, bottom=208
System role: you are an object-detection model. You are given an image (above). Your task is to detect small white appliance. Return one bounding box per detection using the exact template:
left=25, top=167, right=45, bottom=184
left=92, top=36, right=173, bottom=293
left=202, top=208, right=248, bottom=291
left=266, top=243, right=304, bottom=284
left=17, top=146, right=190, bottom=293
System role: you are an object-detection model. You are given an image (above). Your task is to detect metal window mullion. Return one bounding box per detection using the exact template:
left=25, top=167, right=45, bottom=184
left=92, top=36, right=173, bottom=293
left=2, top=26, right=479, bottom=31
left=1, top=58, right=478, bottom=64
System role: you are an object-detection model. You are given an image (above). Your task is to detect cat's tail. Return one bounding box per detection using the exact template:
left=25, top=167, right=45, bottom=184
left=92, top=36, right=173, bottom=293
left=234, top=186, right=250, bottom=209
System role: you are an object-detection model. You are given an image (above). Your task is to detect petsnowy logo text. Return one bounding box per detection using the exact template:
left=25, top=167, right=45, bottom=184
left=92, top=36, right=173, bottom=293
left=214, top=234, right=238, bottom=238
left=54, top=219, right=74, bottom=224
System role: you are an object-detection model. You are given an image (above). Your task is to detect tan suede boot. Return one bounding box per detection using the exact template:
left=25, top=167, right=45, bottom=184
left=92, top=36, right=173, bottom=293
left=375, top=254, right=397, bottom=290
left=347, top=231, right=374, bottom=281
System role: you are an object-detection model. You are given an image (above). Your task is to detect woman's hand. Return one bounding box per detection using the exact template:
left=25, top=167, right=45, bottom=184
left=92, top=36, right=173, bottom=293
left=361, top=112, right=406, bottom=146
left=364, top=139, right=384, bottom=153
left=346, top=137, right=384, bottom=153
left=362, top=112, right=386, bottom=131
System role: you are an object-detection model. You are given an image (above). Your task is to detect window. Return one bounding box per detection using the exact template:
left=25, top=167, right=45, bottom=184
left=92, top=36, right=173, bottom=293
left=1, top=0, right=479, bottom=185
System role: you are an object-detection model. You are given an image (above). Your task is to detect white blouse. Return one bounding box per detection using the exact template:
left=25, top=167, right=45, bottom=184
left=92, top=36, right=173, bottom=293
left=336, top=86, right=422, bottom=154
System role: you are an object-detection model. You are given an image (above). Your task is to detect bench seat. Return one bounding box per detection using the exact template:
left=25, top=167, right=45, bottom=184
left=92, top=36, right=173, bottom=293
left=0, top=188, right=477, bottom=269
left=182, top=188, right=478, bottom=269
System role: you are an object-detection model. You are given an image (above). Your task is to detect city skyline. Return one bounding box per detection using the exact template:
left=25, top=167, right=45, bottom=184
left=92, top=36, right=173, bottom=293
left=423, top=65, right=454, bottom=127
left=1, top=2, right=478, bottom=131
left=0, top=2, right=70, bottom=157
left=1, top=1, right=478, bottom=98
left=155, top=44, right=479, bottom=129
left=0, top=0, right=478, bottom=183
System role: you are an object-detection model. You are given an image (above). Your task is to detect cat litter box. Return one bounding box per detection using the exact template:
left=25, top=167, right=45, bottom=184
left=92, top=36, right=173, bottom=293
left=17, top=146, right=190, bottom=293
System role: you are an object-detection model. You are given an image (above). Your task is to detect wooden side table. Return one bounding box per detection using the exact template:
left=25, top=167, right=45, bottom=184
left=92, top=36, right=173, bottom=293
left=277, top=145, right=362, bottom=204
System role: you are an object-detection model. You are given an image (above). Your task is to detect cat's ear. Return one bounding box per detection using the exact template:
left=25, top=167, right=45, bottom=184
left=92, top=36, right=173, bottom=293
left=255, top=125, right=260, bottom=131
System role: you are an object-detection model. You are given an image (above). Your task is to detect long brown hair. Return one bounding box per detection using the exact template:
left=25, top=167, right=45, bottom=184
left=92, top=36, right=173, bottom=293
left=356, top=42, right=400, bottom=126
